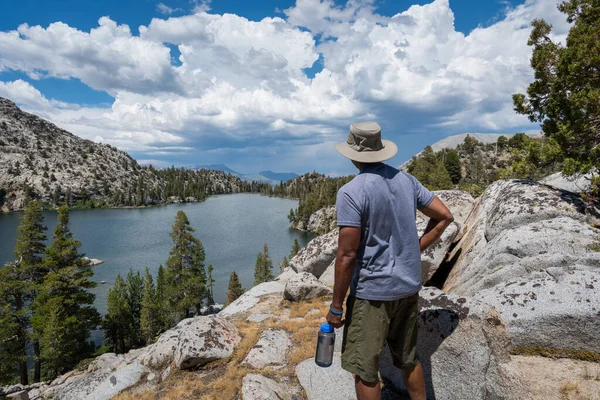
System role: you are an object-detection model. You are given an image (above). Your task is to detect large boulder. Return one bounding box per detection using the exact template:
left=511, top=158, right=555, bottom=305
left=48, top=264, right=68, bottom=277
left=39, top=362, right=150, bottom=400
left=242, top=374, right=299, bottom=400
left=380, top=288, right=528, bottom=400
left=432, top=190, right=476, bottom=227
left=242, top=329, right=292, bottom=369
left=219, top=281, right=285, bottom=318
left=541, top=171, right=593, bottom=193
left=289, top=229, right=338, bottom=278
left=137, top=316, right=240, bottom=369
left=444, top=180, right=600, bottom=354
left=284, top=272, right=333, bottom=302
left=318, top=258, right=336, bottom=287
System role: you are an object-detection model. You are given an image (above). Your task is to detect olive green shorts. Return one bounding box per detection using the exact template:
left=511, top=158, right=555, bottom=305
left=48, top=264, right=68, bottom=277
left=341, top=294, right=420, bottom=383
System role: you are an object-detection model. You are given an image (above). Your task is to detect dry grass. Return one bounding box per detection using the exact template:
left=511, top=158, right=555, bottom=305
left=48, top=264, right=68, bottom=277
left=559, top=381, right=581, bottom=399
left=130, top=295, right=331, bottom=399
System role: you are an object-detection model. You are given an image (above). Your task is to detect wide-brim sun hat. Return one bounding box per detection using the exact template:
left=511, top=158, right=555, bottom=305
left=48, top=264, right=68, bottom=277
left=334, top=121, right=398, bottom=163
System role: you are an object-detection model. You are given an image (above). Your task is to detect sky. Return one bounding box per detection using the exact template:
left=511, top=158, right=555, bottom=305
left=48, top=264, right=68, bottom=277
left=0, top=0, right=571, bottom=176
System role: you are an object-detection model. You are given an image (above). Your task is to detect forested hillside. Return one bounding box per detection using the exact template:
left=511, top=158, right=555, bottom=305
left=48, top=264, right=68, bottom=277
left=261, top=172, right=354, bottom=230
left=0, top=99, right=268, bottom=212
left=406, top=133, right=563, bottom=196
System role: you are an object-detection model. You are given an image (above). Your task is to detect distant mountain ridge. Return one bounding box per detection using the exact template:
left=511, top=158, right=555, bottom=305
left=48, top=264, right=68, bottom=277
left=191, top=165, right=298, bottom=186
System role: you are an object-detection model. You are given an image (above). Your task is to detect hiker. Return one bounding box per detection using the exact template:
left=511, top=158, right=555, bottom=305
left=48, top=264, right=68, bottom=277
left=327, top=122, right=454, bottom=400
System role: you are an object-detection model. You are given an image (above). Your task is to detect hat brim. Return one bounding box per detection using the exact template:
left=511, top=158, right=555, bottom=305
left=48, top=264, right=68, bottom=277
left=334, top=140, right=398, bottom=163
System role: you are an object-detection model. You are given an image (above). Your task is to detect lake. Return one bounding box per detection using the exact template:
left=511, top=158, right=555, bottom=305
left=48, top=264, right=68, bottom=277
left=0, top=194, right=314, bottom=343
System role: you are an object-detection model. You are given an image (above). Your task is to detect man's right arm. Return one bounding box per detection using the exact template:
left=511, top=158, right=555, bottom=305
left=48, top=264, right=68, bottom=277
left=418, top=197, right=454, bottom=253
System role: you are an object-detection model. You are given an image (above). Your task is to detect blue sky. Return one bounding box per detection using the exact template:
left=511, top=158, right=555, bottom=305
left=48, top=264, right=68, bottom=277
left=0, top=0, right=568, bottom=175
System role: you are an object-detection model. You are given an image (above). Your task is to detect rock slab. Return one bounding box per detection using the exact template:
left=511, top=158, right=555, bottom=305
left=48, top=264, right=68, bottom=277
left=380, top=288, right=529, bottom=400
left=295, top=355, right=356, bottom=400
left=219, top=281, right=285, bottom=317
left=284, top=272, right=333, bottom=302
left=242, top=329, right=292, bottom=369
left=242, top=374, right=297, bottom=400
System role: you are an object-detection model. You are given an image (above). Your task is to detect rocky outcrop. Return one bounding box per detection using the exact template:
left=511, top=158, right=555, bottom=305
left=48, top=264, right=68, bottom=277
left=219, top=281, right=285, bottom=317
left=289, top=229, right=338, bottom=278
left=444, top=180, right=600, bottom=354
left=137, top=316, right=240, bottom=369
left=295, top=355, right=356, bottom=400
left=380, top=287, right=528, bottom=400
left=35, top=316, right=238, bottom=399
left=284, top=272, right=333, bottom=302
left=242, top=329, right=292, bottom=369
left=294, top=205, right=337, bottom=233
left=242, top=374, right=299, bottom=400
left=541, top=171, right=594, bottom=193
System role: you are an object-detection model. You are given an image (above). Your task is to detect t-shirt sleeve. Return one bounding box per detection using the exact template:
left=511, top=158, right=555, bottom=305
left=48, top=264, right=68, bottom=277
left=336, top=187, right=362, bottom=227
left=411, top=175, right=435, bottom=209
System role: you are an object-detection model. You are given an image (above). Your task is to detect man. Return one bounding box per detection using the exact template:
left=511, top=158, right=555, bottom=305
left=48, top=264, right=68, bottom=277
left=327, top=122, right=454, bottom=400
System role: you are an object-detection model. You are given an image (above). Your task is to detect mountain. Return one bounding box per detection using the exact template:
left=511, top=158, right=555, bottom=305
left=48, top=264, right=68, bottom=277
left=191, top=164, right=298, bottom=186
left=0, top=98, right=252, bottom=212
left=258, top=171, right=298, bottom=182
left=192, top=164, right=241, bottom=176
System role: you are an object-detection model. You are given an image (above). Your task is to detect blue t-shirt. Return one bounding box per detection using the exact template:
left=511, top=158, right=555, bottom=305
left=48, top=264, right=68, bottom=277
left=336, top=163, right=435, bottom=301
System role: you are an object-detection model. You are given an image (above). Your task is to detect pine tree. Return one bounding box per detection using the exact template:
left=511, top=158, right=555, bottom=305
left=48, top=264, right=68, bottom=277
left=444, top=149, right=462, bottom=184
left=513, top=1, right=600, bottom=198
left=253, top=252, right=265, bottom=286
left=261, top=243, right=273, bottom=282
left=165, top=211, right=207, bottom=320
left=207, top=264, right=215, bottom=306
left=32, top=206, right=99, bottom=379
left=12, top=200, right=47, bottom=384
left=125, top=270, right=144, bottom=348
left=155, top=265, right=169, bottom=331
left=226, top=271, right=244, bottom=306
left=290, top=238, right=301, bottom=259
left=0, top=262, right=29, bottom=385
left=279, top=256, right=289, bottom=274
left=140, top=268, right=160, bottom=344
left=102, top=274, right=130, bottom=354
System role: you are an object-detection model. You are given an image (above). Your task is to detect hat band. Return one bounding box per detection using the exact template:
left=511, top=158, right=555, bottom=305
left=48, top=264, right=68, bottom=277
left=347, top=132, right=385, bottom=152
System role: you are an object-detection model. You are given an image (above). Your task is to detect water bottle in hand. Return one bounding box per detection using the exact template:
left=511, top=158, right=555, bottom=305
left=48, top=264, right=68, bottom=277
left=315, top=323, right=335, bottom=367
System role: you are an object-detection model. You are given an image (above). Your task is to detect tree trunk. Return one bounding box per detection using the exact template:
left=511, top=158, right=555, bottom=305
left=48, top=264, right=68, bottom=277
left=19, top=359, right=28, bottom=385
left=15, top=293, right=29, bottom=385
left=34, top=340, right=41, bottom=382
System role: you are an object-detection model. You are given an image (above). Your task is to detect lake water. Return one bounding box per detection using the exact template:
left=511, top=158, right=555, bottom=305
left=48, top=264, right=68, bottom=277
left=0, top=194, right=313, bottom=343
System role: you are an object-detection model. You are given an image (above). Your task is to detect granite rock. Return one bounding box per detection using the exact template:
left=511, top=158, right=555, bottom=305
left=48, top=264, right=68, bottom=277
left=242, top=329, right=292, bottom=369
left=289, top=229, right=338, bottom=278
left=284, top=272, right=333, bottom=302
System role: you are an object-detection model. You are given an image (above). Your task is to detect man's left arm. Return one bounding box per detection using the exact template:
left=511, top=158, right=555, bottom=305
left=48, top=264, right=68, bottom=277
left=327, top=226, right=361, bottom=328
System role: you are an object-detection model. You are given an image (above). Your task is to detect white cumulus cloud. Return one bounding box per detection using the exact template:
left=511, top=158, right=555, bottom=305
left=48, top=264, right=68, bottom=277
left=0, top=0, right=572, bottom=173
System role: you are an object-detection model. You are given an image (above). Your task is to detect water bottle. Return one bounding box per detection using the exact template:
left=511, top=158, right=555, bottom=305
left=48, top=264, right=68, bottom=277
left=315, top=323, right=335, bottom=367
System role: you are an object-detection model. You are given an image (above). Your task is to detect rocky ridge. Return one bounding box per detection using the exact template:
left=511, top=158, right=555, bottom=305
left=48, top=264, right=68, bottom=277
left=0, top=98, right=247, bottom=212
left=4, top=179, right=600, bottom=399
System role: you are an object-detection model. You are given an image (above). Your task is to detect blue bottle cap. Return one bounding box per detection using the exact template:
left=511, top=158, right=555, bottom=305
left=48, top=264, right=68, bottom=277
left=320, top=323, right=334, bottom=333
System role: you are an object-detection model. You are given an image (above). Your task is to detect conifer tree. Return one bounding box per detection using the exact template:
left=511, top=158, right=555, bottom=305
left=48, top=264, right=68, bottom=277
left=0, top=262, right=29, bottom=385
left=102, top=274, right=130, bottom=354
left=11, top=200, right=47, bottom=384
left=279, top=256, right=289, bottom=274
left=253, top=252, right=265, bottom=286
left=444, top=149, right=462, bottom=184
left=226, top=271, right=244, bottom=306
left=125, top=270, right=144, bottom=348
left=140, top=268, right=160, bottom=344
left=290, top=238, right=301, bottom=259
left=165, top=211, right=207, bottom=320
left=207, top=264, right=215, bottom=306
left=155, top=264, right=169, bottom=331
left=33, top=206, right=99, bottom=379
